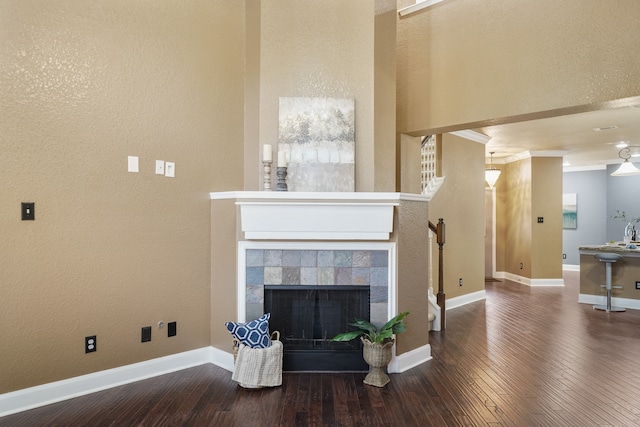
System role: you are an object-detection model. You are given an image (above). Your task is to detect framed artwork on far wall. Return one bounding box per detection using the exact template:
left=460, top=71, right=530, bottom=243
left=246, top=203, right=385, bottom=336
left=563, top=193, right=577, bottom=229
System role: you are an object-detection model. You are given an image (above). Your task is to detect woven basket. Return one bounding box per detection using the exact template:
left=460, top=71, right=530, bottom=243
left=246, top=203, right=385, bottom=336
left=232, top=330, right=280, bottom=363
left=361, top=337, right=394, bottom=387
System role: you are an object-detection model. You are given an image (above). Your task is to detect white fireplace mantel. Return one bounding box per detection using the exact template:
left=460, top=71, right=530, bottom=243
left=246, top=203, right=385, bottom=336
left=210, top=191, right=429, bottom=241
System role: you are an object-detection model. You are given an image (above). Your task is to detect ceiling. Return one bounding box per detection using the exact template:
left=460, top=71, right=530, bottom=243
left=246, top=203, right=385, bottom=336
left=478, top=103, right=640, bottom=169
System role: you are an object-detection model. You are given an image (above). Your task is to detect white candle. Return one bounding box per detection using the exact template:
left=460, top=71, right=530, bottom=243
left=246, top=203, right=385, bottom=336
left=263, top=144, right=272, bottom=162
left=278, top=150, right=287, bottom=167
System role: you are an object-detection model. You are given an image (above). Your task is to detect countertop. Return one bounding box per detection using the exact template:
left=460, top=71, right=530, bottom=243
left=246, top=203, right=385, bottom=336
left=579, top=243, right=640, bottom=257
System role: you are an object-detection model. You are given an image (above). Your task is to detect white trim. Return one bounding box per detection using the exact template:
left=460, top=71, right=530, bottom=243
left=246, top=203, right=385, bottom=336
left=0, top=348, right=212, bottom=418
left=211, top=345, right=235, bottom=373
left=500, top=272, right=565, bottom=286
left=449, top=129, right=491, bottom=144
left=398, top=0, right=446, bottom=17
left=210, top=191, right=429, bottom=202
left=446, top=290, right=487, bottom=310
left=563, top=264, right=580, bottom=271
left=504, top=150, right=568, bottom=163
left=0, top=340, right=434, bottom=418
left=579, top=294, right=640, bottom=311
left=389, top=344, right=432, bottom=373
left=564, top=165, right=607, bottom=173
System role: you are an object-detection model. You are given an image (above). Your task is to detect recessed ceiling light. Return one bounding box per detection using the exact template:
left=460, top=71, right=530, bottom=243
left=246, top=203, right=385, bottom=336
left=593, top=125, right=618, bottom=132
left=616, top=141, right=629, bottom=148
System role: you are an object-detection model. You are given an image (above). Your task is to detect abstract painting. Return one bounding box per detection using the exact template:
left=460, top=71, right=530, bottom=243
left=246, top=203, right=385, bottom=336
left=563, top=193, right=577, bottom=229
left=278, top=97, right=355, bottom=192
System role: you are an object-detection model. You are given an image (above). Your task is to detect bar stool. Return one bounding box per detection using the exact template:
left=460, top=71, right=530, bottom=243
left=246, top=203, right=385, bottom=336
left=593, top=253, right=625, bottom=312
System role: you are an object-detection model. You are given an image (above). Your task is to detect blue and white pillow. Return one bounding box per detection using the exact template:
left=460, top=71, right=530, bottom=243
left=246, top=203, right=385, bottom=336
left=225, top=313, right=271, bottom=348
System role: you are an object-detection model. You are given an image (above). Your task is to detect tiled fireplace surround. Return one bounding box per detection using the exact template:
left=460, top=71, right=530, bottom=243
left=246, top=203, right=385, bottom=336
left=238, top=242, right=396, bottom=328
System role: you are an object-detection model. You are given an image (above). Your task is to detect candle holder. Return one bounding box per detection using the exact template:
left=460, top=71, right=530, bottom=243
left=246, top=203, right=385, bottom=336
left=262, top=161, right=272, bottom=191
left=276, top=166, right=288, bottom=191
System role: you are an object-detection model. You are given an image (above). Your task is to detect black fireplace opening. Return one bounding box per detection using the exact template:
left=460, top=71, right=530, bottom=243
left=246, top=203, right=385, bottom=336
left=264, top=285, right=370, bottom=372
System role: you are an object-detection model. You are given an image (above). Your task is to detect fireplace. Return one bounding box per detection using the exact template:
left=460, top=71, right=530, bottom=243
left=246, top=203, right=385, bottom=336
left=265, top=285, right=370, bottom=371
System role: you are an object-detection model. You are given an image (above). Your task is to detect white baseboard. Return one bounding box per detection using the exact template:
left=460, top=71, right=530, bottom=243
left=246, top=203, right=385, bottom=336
left=389, top=343, right=431, bottom=374
left=578, top=294, right=640, bottom=311
left=499, top=272, right=564, bottom=286
left=211, top=345, right=235, bottom=372
left=1, top=341, right=436, bottom=418
left=0, top=348, right=212, bottom=418
left=446, top=290, right=486, bottom=310
left=563, top=264, right=580, bottom=271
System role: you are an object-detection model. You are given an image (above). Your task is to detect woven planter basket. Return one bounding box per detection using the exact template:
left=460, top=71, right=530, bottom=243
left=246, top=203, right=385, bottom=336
left=361, top=337, right=394, bottom=387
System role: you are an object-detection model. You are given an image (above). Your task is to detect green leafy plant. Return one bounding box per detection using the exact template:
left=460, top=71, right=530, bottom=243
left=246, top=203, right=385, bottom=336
left=332, top=311, right=410, bottom=344
left=610, top=210, right=640, bottom=223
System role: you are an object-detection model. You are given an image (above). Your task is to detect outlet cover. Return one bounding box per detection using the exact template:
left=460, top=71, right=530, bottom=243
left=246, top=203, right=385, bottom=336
left=165, top=162, right=175, bottom=177
left=85, top=336, right=97, bottom=353
left=155, top=160, right=165, bottom=175
left=168, top=321, right=177, bottom=337
left=141, top=326, right=152, bottom=343
left=21, top=202, right=35, bottom=220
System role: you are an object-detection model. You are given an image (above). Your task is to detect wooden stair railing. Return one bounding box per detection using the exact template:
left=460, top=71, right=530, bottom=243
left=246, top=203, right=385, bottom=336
left=428, top=218, right=446, bottom=330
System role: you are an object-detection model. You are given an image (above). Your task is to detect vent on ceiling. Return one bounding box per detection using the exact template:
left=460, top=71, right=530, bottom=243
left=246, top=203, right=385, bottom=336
left=593, top=125, right=618, bottom=132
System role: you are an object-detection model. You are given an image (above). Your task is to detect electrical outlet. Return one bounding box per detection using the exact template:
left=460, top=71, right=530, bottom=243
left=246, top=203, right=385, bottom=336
left=141, top=326, right=152, bottom=343
left=537, top=217, right=544, bottom=223
left=563, top=254, right=567, bottom=259
left=520, top=262, right=524, bottom=270
left=458, top=278, right=463, bottom=286
left=85, top=336, right=97, bottom=353
left=636, top=281, right=640, bottom=290
left=168, top=321, right=177, bottom=337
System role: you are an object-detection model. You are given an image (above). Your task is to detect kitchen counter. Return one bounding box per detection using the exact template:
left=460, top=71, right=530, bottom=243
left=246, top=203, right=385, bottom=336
left=579, top=243, right=640, bottom=257
left=579, top=244, right=640, bottom=309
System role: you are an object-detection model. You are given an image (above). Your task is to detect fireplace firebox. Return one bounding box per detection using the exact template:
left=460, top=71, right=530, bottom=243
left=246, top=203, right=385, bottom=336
left=264, top=285, right=370, bottom=371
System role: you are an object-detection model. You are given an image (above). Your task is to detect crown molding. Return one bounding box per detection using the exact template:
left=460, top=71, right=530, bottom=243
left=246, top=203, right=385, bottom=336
left=563, top=165, right=607, bottom=172
left=504, top=150, right=568, bottom=163
left=449, top=130, right=491, bottom=144
left=398, top=0, right=447, bottom=17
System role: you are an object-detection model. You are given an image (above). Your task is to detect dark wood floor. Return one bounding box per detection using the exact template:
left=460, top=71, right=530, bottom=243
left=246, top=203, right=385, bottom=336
left=4, top=271, right=640, bottom=426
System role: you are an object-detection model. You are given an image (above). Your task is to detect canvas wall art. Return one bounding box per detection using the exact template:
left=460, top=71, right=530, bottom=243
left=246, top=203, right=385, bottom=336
left=563, top=193, right=577, bottom=229
left=278, top=97, right=355, bottom=192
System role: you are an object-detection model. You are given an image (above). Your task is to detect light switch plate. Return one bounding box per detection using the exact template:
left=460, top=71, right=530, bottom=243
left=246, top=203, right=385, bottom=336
left=128, top=156, right=139, bottom=173
left=155, top=160, right=165, bottom=175
left=165, top=162, right=175, bottom=177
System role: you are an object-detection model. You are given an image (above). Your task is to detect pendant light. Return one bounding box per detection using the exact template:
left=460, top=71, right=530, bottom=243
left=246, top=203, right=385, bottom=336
left=485, top=152, right=501, bottom=188
left=611, top=146, right=640, bottom=176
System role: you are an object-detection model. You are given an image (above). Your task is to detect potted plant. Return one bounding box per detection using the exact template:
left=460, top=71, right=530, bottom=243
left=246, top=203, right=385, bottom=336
left=332, top=311, right=409, bottom=387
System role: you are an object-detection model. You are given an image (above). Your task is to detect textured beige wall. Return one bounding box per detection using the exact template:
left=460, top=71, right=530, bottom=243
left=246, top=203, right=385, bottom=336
left=210, top=200, right=241, bottom=350
left=395, top=199, right=430, bottom=354
left=257, top=0, right=378, bottom=191
left=496, top=157, right=564, bottom=279
left=428, top=134, right=485, bottom=300
left=0, top=0, right=245, bottom=393
left=531, top=157, right=563, bottom=278
left=374, top=1, right=398, bottom=192
left=397, top=0, right=640, bottom=134
left=502, top=159, right=533, bottom=277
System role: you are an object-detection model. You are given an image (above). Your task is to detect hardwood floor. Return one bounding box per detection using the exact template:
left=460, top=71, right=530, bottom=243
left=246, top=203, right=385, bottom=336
left=4, top=270, right=640, bottom=426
